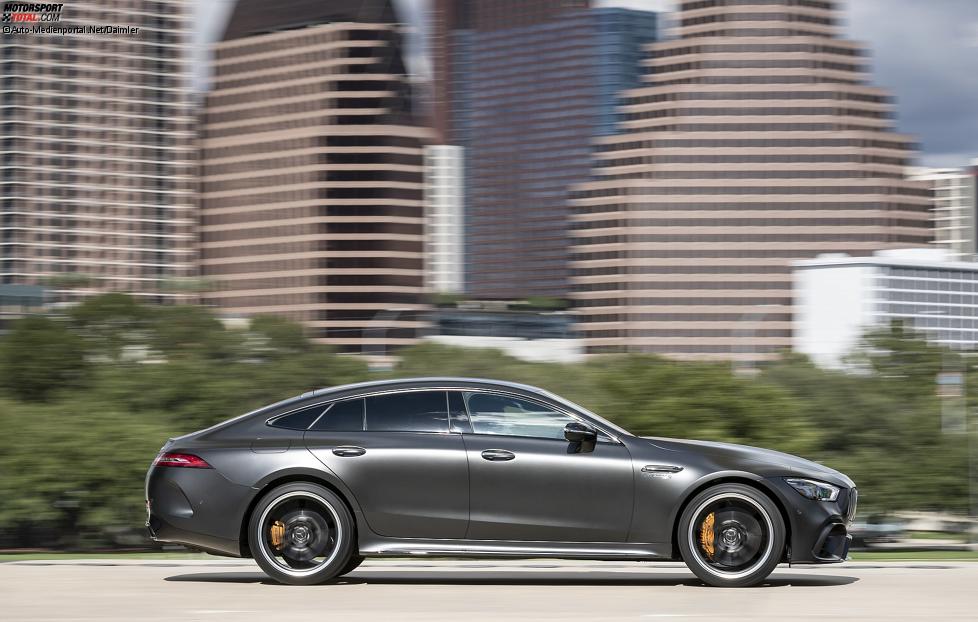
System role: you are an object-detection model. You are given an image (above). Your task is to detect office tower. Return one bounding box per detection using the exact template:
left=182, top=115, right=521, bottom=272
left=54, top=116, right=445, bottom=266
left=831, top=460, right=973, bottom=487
left=424, top=145, right=464, bottom=293
left=569, top=0, right=932, bottom=361
left=795, top=248, right=978, bottom=368
left=431, top=0, right=658, bottom=299
left=198, top=0, right=429, bottom=354
left=0, top=0, right=195, bottom=302
left=908, top=163, right=978, bottom=261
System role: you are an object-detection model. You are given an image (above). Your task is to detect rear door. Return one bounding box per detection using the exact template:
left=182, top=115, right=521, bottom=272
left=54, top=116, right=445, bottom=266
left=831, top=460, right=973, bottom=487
left=304, top=390, right=469, bottom=538
left=458, top=391, right=634, bottom=542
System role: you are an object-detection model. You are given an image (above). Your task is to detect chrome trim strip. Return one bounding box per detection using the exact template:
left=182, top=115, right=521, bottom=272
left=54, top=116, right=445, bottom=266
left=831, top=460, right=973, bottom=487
left=268, top=385, right=624, bottom=443
left=362, top=541, right=666, bottom=558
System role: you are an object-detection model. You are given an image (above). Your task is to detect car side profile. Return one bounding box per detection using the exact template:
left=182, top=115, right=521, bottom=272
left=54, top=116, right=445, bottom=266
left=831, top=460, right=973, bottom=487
left=146, top=377, right=856, bottom=587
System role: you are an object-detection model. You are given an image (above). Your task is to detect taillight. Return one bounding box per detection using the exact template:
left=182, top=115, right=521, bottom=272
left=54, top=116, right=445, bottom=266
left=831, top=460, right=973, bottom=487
left=153, top=452, right=212, bottom=468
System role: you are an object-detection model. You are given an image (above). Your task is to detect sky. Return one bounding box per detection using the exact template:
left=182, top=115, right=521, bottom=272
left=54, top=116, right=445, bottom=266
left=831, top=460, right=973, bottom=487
left=194, top=0, right=978, bottom=167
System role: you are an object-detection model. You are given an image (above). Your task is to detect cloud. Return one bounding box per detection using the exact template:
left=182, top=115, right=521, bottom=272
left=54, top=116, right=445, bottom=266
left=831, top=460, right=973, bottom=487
left=844, top=0, right=978, bottom=166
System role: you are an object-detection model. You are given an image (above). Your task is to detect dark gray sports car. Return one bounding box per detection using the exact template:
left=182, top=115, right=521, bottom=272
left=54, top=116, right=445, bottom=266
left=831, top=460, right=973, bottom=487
left=146, top=377, right=856, bottom=587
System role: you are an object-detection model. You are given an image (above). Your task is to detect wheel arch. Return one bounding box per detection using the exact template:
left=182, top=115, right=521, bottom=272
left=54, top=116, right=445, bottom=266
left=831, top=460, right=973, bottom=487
left=238, top=468, right=364, bottom=558
left=669, top=472, right=792, bottom=562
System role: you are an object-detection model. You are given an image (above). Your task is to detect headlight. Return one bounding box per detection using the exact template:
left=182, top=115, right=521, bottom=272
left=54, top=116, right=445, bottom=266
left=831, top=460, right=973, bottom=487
left=785, top=477, right=840, bottom=502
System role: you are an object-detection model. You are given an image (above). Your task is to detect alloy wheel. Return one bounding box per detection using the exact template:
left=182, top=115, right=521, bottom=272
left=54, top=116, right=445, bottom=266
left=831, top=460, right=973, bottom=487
left=256, top=491, right=343, bottom=576
left=687, top=492, right=774, bottom=579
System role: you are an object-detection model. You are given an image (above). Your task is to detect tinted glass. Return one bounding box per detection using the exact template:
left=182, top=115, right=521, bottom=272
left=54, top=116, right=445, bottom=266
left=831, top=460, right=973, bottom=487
left=268, top=404, right=325, bottom=430
left=365, top=391, right=448, bottom=433
left=310, top=398, right=364, bottom=432
left=448, top=391, right=471, bottom=433
left=464, top=392, right=575, bottom=440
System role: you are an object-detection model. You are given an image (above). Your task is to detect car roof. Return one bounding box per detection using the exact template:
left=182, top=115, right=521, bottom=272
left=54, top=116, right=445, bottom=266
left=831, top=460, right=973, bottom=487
left=296, top=377, right=549, bottom=401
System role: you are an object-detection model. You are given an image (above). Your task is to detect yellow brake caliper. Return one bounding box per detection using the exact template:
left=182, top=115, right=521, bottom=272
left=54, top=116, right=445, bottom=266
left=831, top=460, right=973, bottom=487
left=270, top=520, right=286, bottom=549
left=699, top=512, right=715, bottom=560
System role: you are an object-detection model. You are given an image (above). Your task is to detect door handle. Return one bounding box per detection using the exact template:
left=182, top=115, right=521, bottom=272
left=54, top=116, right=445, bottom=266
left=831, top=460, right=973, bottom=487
left=332, top=446, right=366, bottom=457
left=642, top=464, right=683, bottom=473
left=481, top=449, right=515, bottom=461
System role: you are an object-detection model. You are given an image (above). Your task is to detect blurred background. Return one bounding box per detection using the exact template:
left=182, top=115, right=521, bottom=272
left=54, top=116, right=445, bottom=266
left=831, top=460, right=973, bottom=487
left=1, top=0, right=977, bottom=555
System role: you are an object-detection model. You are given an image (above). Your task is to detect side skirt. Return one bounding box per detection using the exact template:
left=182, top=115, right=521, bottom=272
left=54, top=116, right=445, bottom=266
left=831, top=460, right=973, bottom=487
left=357, top=537, right=673, bottom=561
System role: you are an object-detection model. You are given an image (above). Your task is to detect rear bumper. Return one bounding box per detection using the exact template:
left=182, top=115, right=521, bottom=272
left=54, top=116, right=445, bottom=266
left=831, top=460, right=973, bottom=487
left=146, top=512, right=240, bottom=557
left=145, top=464, right=255, bottom=558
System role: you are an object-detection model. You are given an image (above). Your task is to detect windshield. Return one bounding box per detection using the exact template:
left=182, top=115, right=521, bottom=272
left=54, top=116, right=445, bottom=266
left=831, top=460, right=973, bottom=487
left=534, top=388, right=634, bottom=437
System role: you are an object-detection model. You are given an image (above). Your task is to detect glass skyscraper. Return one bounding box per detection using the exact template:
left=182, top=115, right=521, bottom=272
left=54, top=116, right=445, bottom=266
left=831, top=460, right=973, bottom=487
left=431, top=1, right=658, bottom=299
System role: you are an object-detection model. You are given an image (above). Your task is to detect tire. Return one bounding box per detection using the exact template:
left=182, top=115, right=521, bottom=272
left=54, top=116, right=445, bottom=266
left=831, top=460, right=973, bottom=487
left=338, top=554, right=365, bottom=576
left=248, top=482, right=355, bottom=585
left=677, top=483, right=785, bottom=587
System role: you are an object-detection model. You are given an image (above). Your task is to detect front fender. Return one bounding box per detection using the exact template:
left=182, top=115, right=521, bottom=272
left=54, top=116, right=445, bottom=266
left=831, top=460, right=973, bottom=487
left=629, top=467, right=778, bottom=546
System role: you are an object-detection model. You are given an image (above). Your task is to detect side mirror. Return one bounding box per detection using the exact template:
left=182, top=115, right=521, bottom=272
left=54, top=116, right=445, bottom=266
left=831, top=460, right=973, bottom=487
left=564, top=421, right=597, bottom=443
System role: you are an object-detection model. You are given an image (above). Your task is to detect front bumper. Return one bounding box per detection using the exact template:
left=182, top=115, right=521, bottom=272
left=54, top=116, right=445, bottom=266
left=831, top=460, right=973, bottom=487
left=766, top=478, right=856, bottom=564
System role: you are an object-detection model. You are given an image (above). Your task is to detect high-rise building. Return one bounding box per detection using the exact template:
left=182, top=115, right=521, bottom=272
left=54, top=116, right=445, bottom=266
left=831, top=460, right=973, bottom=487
left=424, top=145, right=464, bottom=293
left=0, top=1, right=195, bottom=303
left=431, top=1, right=658, bottom=299
left=908, top=163, right=978, bottom=261
left=794, top=248, right=978, bottom=368
left=569, top=0, right=932, bottom=361
left=199, top=0, right=429, bottom=354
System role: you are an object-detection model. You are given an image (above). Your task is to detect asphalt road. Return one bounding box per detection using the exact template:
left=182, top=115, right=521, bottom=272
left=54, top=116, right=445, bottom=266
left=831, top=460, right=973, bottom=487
left=2, top=558, right=976, bottom=621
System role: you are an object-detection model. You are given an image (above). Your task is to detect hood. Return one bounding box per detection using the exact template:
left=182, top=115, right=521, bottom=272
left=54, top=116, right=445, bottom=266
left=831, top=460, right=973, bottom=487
left=640, top=436, right=854, bottom=488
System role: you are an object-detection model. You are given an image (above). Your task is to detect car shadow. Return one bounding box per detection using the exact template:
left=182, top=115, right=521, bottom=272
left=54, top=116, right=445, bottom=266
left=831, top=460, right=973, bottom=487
left=164, top=570, right=859, bottom=588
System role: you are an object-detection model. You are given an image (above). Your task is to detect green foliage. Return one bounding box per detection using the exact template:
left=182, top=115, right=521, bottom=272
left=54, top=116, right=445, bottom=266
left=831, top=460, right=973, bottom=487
left=0, top=294, right=973, bottom=548
left=0, top=315, right=88, bottom=401
left=248, top=314, right=312, bottom=356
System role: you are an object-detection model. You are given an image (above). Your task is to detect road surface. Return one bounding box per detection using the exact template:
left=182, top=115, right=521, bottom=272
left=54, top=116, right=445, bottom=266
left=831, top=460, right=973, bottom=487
left=2, top=558, right=976, bottom=621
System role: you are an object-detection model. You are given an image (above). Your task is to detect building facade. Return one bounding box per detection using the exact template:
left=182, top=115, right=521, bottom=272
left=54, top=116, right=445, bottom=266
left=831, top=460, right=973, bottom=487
left=908, top=163, right=978, bottom=261
left=0, top=0, right=195, bottom=302
left=198, top=0, right=429, bottom=353
left=424, top=144, right=464, bottom=293
left=569, top=0, right=932, bottom=361
left=431, top=1, right=658, bottom=299
left=794, top=249, right=978, bottom=367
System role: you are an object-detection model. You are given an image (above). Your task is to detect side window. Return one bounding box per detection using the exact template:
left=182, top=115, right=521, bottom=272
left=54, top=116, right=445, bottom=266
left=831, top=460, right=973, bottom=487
left=365, top=391, right=448, bottom=433
left=268, top=403, right=326, bottom=430
left=464, top=392, right=575, bottom=440
left=310, top=398, right=364, bottom=432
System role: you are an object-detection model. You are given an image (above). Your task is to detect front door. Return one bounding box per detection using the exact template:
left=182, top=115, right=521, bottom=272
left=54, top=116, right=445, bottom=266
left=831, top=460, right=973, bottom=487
left=304, top=390, right=469, bottom=539
left=458, top=391, right=634, bottom=542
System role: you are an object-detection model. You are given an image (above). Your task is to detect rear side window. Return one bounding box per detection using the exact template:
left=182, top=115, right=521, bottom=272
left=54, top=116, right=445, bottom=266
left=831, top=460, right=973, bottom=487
left=310, top=398, right=365, bottom=432
left=365, top=391, right=448, bottom=433
left=269, top=404, right=327, bottom=430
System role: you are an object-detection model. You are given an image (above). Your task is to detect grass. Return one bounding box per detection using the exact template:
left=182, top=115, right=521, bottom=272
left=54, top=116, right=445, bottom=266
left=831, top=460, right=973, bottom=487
left=849, top=550, right=978, bottom=561
left=906, top=531, right=971, bottom=542
left=0, top=551, right=213, bottom=562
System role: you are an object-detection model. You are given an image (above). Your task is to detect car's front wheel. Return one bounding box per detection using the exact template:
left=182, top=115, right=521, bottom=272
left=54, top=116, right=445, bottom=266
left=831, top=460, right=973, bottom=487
left=249, top=482, right=355, bottom=585
left=677, top=483, right=785, bottom=587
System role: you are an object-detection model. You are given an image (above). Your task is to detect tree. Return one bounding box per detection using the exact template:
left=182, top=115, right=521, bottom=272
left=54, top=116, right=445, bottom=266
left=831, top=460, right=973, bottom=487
left=248, top=314, right=312, bottom=357
left=68, top=293, right=150, bottom=361
left=0, top=316, right=88, bottom=401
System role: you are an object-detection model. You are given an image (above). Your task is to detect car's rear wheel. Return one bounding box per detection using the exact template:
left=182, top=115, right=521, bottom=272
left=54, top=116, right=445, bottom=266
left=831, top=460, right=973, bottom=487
left=249, top=483, right=355, bottom=585
left=678, top=483, right=785, bottom=587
